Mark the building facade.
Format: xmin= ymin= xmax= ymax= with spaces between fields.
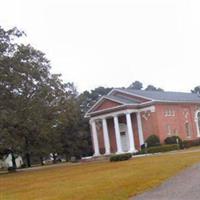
xmin=85 ymin=89 xmax=200 ymax=156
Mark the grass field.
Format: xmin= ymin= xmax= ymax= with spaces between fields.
xmin=1 ymin=150 xmax=200 ymax=200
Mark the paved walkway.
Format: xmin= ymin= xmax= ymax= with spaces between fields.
xmin=132 ymin=162 xmax=200 ymax=200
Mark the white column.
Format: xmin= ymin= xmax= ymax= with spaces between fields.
xmin=102 ymin=118 xmax=111 ymax=155
xmin=90 ymin=119 xmax=100 ymax=156
xmin=113 ymin=115 xmax=123 ymax=154
xmin=137 ymin=112 xmax=145 ymax=145
xmin=126 ymin=112 xmax=136 ymax=152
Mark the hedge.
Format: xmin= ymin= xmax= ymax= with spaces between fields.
xmin=147 ymin=144 xmax=179 ymax=153
xmin=182 ymin=139 xmax=200 ymax=148
xmin=110 ymin=153 xmax=132 ymax=162
xmin=137 ymin=144 xmax=179 ymax=154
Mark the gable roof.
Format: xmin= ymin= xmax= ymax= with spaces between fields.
xmin=104 ymin=95 xmax=141 ymax=104
xmin=119 ymin=89 xmax=200 ymax=103
xmin=85 ymin=88 xmax=200 ymax=117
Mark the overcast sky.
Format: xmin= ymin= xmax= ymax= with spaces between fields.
xmin=1 ymin=0 xmax=200 ymax=92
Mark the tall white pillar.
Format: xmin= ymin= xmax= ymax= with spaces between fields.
xmin=136 ymin=112 xmax=144 ymax=146
xmin=90 ymin=119 xmax=100 ymax=156
xmin=126 ymin=112 xmax=136 ymax=152
xmin=113 ymin=115 xmax=123 ymax=154
xmin=102 ymin=118 xmax=111 ymax=155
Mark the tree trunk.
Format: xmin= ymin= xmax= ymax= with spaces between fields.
xmin=40 ymin=156 xmax=44 ymax=166
xmin=25 ymin=153 xmax=31 ymax=167
xmin=65 ymin=154 xmax=70 ymax=162
xmin=24 ymin=137 xmax=31 ymax=167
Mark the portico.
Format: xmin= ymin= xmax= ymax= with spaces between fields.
xmin=89 ymin=108 xmax=152 ymax=156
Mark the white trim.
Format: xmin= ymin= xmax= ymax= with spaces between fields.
xmin=85 ymin=101 xmax=155 ymax=118
xmin=90 ymin=106 xmax=155 ymax=121
xmin=154 ymin=100 xmax=200 ymax=104
xmin=108 ymin=89 xmax=200 ymax=104
xmin=85 ymin=105 xmax=126 ymax=118
xmin=86 ymin=96 xmax=105 ymax=115
xmin=107 ymin=88 xmax=117 ymax=96
xmin=110 ymin=89 xmax=200 ymax=104
xmin=109 ymin=88 xmax=154 ymax=101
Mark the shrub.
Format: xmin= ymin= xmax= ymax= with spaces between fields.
xmin=147 ymin=144 xmax=179 ymax=153
xmin=164 ymin=136 xmax=183 ymax=149
xmin=110 ymin=153 xmax=132 ymax=162
xmin=182 ymin=139 xmax=200 ymax=148
xmin=145 ymin=134 xmax=160 ymax=147
xmin=164 ymin=136 xmax=182 ymax=144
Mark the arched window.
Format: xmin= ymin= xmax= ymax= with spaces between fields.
xmin=195 ymin=111 xmax=200 ymax=137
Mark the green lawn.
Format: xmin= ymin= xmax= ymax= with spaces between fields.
xmin=1 ymin=150 xmax=200 ymax=200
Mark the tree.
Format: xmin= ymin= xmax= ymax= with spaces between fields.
xmin=0 ymin=42 xmax=59 ymax=166
xmin=0 ymin=27 xmax=25 ymax=167
xmin=191 ymin=86 xmax=200 ymax=94
xmin=128 ymin=81 xmax=143 ymax=90
xmin=0 ymin=26 xmax=90 ymax=168
xmin=79 ymin=87 xmax=113 ymax=114
xmin=145 ymin=85 xmax=164 ymax=91
xmin=145 ymin=85 xmax=157 ymax=91
xmin=53 ymin=85 xmax=92 ymax=160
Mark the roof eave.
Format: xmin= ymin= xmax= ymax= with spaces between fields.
xmin=111 ymin=88 xmax=154 ymax=101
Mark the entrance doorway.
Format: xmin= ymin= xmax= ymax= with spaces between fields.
xmin=119 ymin=123 xmax=129 ymax=152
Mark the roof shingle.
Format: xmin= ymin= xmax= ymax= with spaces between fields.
xmin=117 ymin=89 xmax=200 ymax=103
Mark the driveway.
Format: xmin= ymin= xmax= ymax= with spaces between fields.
xmin=132 ymin=162 xmax=200 ymax=200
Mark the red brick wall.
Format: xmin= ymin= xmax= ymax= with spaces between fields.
xmin=153 ymin=104 xmax=199 ymax=143
xmin=140 ymin=110 xmax=159 ymax=142
xmin=93 ymin=103 xmax=200 ymax=154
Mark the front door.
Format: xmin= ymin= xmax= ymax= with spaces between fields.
xmin=119 ymin=123 xmax=129 ymax=152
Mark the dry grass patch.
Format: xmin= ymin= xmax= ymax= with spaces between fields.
xmin=1 ymin=150 xmax=200 ymax=200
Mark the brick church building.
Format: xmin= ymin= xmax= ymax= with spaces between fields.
xmin=85 ymin=88 xmax=200 ymax=156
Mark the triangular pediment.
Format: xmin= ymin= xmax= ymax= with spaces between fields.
xmin=85 ymin=89 xmax=153 ymax=117
xmin=88 ymin=97 xmax=123 ymax=113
